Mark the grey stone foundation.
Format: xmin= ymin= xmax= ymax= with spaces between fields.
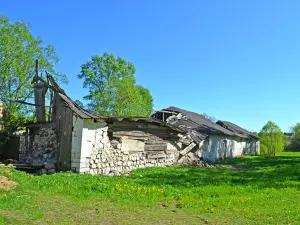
xmin=19 ymin=124 xmax=57 ymax=173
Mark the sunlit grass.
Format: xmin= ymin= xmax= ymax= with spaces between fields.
xmin=1 ymin=152 xmax=300 ymax=224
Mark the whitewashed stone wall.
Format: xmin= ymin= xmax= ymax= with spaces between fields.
xmin=18 ymin=118 xmax=260 ymax=174
xmin=202 ymin=135 xmax=260 ymax=161
xmin=71 ymin=118 xmax=179 ymax=175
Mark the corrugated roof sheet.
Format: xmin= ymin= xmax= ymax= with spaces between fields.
xmin=58 ymin=93 xmax=99 ymax=119
xmin=216 ymin=120 xmax=259 ymax=140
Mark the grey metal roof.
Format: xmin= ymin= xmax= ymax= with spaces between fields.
xmin=166 ymin=106 xmax=236 ymax=139
xmin=216 ymin=120 xmax=259 ymax=140
xmin=58 ymin=93 xmax=100 ymax=119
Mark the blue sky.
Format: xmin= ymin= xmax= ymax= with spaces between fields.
xmin=2 ymin=0 xmax=300 ymax=132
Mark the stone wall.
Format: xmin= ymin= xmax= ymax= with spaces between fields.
xmin=70 ymin=118 xmax=260 ymax=175
xmin=17 ymin=119 xmax=260 ymax=174
xmin=71 ymin=118 xmax=180 ymax=175
xmin=202 ymin=135 xmax=260 ymax=161
xmin=19 ymin=124 xmax=57 ymax=173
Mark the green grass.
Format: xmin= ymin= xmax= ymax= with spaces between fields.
xmin=277 ymin=151 xmax=300 ymax=157
xmin=1 ymin=153 xmax=300 ymax=224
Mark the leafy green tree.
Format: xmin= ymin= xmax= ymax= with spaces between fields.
xmin=288 ymin=123 xmax=300 ymax=151
xmin=78 ymin=53 xmax=153 ymax=116
xmin=259 ymin=121 xmax=284 ymax=156
xmin=0 ymin=15 xmax=66 ymax=133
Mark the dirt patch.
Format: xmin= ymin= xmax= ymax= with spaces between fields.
xmin=0 ymin=176 xmax=16 ymax=190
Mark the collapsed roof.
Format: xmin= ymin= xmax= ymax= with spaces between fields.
xmin=152 ymin=106 xmax=259 ymax=143
xmin=39 ymin=74 xmax=258 ymax=142
xmin=57 ymin=93 xmax=184 ymax=133
xmin=28 ymin=73 xmax=185 ymax=134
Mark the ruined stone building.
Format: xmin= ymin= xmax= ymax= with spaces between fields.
xmin=16 ymin=74 xmax=259 ymax=175
xmin=152 ymin=107 xmax=259 ymax=162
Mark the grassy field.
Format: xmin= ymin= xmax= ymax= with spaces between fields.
xmin=1 ymin=152 xmax=300 ymax=225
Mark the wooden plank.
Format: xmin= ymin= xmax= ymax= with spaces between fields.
xmin=8 ymin=99 xmax=52 ymax=107
xmin=180 ymin=143 xmax=196 ymax=155
xmin=110 ymin=126 xmax=172 ymax=133
xmin=179 ymin=137 xmax=193 ymax=145
xmin=14 ymin=163 xmax=44 ymax=169
xmin=147 ymin=153 xmax=166 ymax=159
xmin=61 ymin=107 xmax=72 ymax=171
xmin=111 ymin=121 xmax=171 ymax=131
xmin=34 ymin=84 xmax=47 ymax=122
xmin=56 ymin=97 xmax=72 ymax=171
xmin=145 ymin=145 xmax=166 ymax=151
xmin=113 ymin=131 xmax=150 ymax=137
xmin=145 ymin=140 xmax=165 ymax=144
xmin=146 ymin=150 xmax=165 ymax=154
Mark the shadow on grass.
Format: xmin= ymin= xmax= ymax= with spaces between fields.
xmin=130 ymin=156 xmax=300 ymax=189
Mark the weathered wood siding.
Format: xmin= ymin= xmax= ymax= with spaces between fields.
xmin=108 ymin=120 xmax=180 ymax=159
xmin=55 ymin=94 xmax=73 ymax=171
xmin=34 ymin=83 xmax=48 ymax=122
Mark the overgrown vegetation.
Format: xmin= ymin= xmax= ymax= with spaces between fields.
xmin=1 ymin=153 xmax=300 ymax=224
xmin=284 ymin=123 xmax=300 ymax=152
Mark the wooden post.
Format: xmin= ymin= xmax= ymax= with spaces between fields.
xmin=34 ymin=59 xmax=47 ymax=122
xmin=180 ymin=143 xmax=196 ymax=155
xmin=35 ymin=59 xmax=38 ymax=83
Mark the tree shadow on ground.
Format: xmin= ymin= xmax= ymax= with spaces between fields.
xmin=129 ymin=156 xmax=300 ymax=189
